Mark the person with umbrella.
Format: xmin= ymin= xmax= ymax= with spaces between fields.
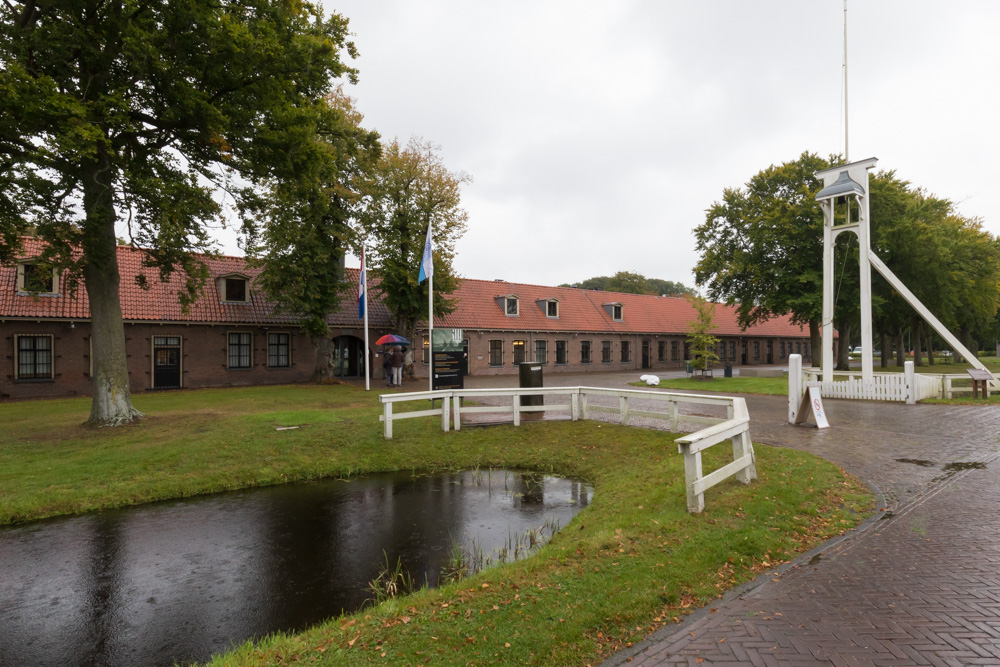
xmin=375 ymin=335 xmax=410 ymax=387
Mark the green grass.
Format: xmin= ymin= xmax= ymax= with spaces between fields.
xmin=631 ymin=375 xmax=789 ymax=395
xmin=0 ymin=384 xmax=873 ymax=665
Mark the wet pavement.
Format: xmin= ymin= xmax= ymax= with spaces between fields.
xmin=368 ymin=369 xmax=1000 ymax=664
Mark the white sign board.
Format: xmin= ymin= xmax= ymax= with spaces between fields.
xmin=794 ymin=385 xmax=830 ymax=429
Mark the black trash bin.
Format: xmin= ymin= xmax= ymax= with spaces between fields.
xmin=518 ymin=362 xmax=544 ymax=408
xmin=724 ymin=364 xmax=733 ymax=378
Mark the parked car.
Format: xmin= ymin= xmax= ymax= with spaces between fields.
xmin=939 ymin=350 xmax=953 ymax=357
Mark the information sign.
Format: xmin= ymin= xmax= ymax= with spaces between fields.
xmin=794 ymin=385 xmax=830 ymax=429
xmin=432 ymin=328 xmax=465 ymax=390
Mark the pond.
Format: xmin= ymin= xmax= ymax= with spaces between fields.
xmin=0 ymin=470 xmax=591 ymax=667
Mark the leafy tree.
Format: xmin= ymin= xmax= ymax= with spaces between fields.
xmin=686 ymin=294 xmax=720 ymax=374
xmin=0 ymin=1 xmax=359 ymax=424
xmin=647 ymin=278 xmax=697 ymax=297
xmin=252 ymin=89 xmax=380 ymax=381
xmin=694 ymin=152 xmax=834 ymax=356
xmin=356 ymin=138 xmax=470 ymax=343
xmin=560 ymin=273 xmax=694 ymax=296
xmin=605 ymin=271 xmax=649 ymax=294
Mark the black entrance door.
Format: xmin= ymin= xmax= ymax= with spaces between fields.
xmin=153 ymin=336 xmax=181 ymax=389
xmin=332 ymin=336 xmax=364 ymax=378
xmin=641 ymin=341 xmax=650 ymax=369
xmin=741 ymin=341 xmax=748 ymax=365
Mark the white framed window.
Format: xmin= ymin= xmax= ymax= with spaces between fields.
xmin=227 ymin=332 xmax=253 ymax=369
xmin=535 ymin=339 xmax=547 ymax=364
xmin=489 ymin=340 xmax=504 ymax=366
xmin=268 ymin=333 xmax=291 ymax=368
xmin=613 ymin=304 xmax=623 ymax=321
xmin=505 ymin=297 xmax=519 ymax=316
xmin=15 ymin=334 xmax=53 ymax=379
xmin=16 ymin=262 xmax=59 ymax=295
xmin=546 ymin=300 xmax=558 ymax=318
xmin=221 ymin=276 xmax=250 ymax=303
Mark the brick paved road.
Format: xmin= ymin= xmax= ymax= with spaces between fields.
xmin=457 ymin=370 xmax=1000 ymax=665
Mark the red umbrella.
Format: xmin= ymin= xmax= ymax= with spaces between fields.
xmin=376 ymin=334 xmax=410 ymax=346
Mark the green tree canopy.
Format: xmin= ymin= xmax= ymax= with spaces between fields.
xmin=252 ymin=89 xmax=381 ymax=381
xmin=561 ymin=272 xmax=694 ymax=296
xmin=355 ymin=138 xmax=471 ymax=342
xmin=0 ymin=0 xmax=359 ymax=424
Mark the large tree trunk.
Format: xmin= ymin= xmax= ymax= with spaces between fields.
xmin=835 ymin=320 xmax=851 ymax=371
xmin=83 ymin=153 xmax=142 ymax=426
xmin=912 ymin=318 xmax=923 ymax=366
xmin=808 ymin=319 xmax=820 ymax=367
xmin=895 ymin=329 xmax=905 ymax=367
xmin=879 ymin=330 xmax=890 ymax=368
xmin=926 ymin=327 xmax=935 ymax=366
xmin=311 ymin=335 xmax=337 ymax=382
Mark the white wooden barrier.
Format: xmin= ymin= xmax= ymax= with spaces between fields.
xmin=801 ymin=364 xmax=992 ymax=403
xmin=379 ymin=386 xmax=756 ymax=514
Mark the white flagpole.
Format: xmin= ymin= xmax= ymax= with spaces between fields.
xmin=428 ymin=268 xmax=434 ymax=392
xmin=362 ymin=243 xmax=370 ymax=391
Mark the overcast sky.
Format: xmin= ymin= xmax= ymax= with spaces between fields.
xmin=258 ymin=1 xmax=1000 ymax=289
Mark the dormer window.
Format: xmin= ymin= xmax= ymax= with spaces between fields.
xmin=505 ymin=296 xmax=519 ymax=316
xmin=17 ymin=261 xmax=58 ymax=295
xmin=603 ymin=302 xmax=624 ymax=321
xmin=221 ymin=275 xmax=250 ymax=303
xmin=546 ymin=300 xmax=558 ymax=318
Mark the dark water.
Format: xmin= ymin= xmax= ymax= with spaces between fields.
xmin=0 ymin=470 xmax=591 ymax=667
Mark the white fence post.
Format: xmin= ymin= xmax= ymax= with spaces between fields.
xmin=441 ymin=393 xmax=451 ymax=432
xmin=512 ymin=393 xmax=521 ymax=427
xmin=620 ymin=396 xmax=629 ymax=425
xmin=904 ymin=361 xmax=915 ymax=405
xmin=581 ymin=391 xmax=589 ymax=420
xmin=788 ymin=354 xmax=802 ymax=423
xmin=571 ymin=391 xmax=579 ymax=421
xmin=683 ymin=448 xmax=705 ymax=513
xmin=383 ymin=401 xmax=393 ymax=439
xmin=453 ymin=394 xmax=461 ymax=431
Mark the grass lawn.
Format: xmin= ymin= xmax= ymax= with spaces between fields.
xmin=0 ymin=384 xmax=873 ymax=665
xmin=631 ymin=376 xmax=788 ymax=395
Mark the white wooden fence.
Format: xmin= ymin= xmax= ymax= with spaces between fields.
xmin=379 ymin=386 xmax=756 ymax=513
xmin=801 ymin=362 xmax=946 ymax=404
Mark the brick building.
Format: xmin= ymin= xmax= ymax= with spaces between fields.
xmin=1 ymin=241 xmax=813 ymax=399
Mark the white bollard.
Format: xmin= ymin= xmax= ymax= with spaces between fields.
xmin=788 ymin=354 xmax=803 ymax=423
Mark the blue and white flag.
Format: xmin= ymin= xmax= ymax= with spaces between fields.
xmin=417 ymin=222 xmax=433 ymax=283
xmin=358 ymin=246 xmax=366 ymax=319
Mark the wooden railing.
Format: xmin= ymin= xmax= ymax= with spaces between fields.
xmin=379 ymin=386 xmax=756 ymax=513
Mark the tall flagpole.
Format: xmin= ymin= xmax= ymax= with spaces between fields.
xmin=363 ymin=245 xmax=370 ymax=391
xmin=418 ymin=220 xmax=435 ymax=393
xmin=843 ymin=0 xmax=849 ymax=161
xmin=428 ymin=267 xmax=433 ymax=392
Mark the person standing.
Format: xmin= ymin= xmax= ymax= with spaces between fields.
xmin=403 ymin=346 xmax=415 ymax=381
xmin=391 ymin=346 xmax=404 ymax=386
xmin=382 ymin=347 xmax=393 ymax=387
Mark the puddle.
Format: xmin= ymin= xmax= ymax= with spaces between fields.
xmin=942 ymin=461 xmax=987 ymax=472
xmin=894 ymin=458 xmax=935 ymax=467
xmin=808 ymin=553 xmax=823 ymax=566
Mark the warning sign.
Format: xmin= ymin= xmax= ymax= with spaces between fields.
xmin=794 ymin=385 xmax=830 ymax=429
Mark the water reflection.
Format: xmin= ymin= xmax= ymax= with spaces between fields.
xmin=0 ymin=470 xmax=591 ymax=667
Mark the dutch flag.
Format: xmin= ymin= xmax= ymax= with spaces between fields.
xmin=358 ymin=246 xmax=366 ymax=319
xmin=417 ymin=221 xmax=433 ymax=283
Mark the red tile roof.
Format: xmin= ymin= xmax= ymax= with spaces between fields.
xmin=2 ymin=239 xmax=811 ymax=339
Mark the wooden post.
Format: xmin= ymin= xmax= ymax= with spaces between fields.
xmin=453 ymin=394 xmax=461 ymax=431
xmin=383 ymin=401 xmax=393 ymax=439
xmin=904 ymin=360 xmax=915 ymax=405
xmin=571 ymin=391 xmax=579 ymax=421
xmin=441 ymin=393 xmax=451 ymax=432
xmin=732 ymin=430 xmax=756 ymax=484
xmin=513 ymin=393 xmax=521 ymax=427
xmin=620 ymin=396 xmax=629 ymax=425
xmin=682 ymin=446 xmax=704 ymax=513
xmin=581 ymin=392 xmax=589 ymax=420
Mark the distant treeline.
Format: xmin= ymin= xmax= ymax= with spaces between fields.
xmin=560 ymin=271 xmax=695 ymax=297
